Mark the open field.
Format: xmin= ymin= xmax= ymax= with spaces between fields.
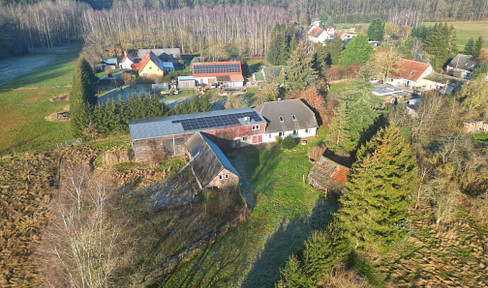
xmin=420 ymin=21 xmax=488 ymax=49
xmin=0 ymin=43 xmax=82 ymax=155
xmin=161 ymin=127 xmax=338 ymax=287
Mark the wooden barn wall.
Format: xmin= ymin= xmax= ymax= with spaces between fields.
xmin=132 ymin=133 xmax=192 ymax=162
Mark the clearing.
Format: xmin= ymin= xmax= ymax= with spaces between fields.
xmin=161 ymin=128 xmax=339 ymax=287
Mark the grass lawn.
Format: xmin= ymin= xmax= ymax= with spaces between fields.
xmin=161 ymin=127 xmax=338 ymax=287
xmin=329 ymin=82 xmax=353 ymax=93
xmin=335 ymin=23 xmax=370 ymax=32
xmin=0 ymin=41 xmax=82 ymax=155
xmin=423 ymin=21 xmax=488 ymax=49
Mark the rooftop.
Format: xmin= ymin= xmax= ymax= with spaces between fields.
xmin=448 ymin=54 xmax=481 ymax=72
xmin=373 ymin=84 xmax=404 ymax=96
xmin=255 ymin=99 xmax=318 ymax=133
xmin=192 ymin=62 xmax=242 ymax=78
xmin=129 ymin=107 xmax=267 ymax=141
xmin=308 ymin=156 xmax=350 ymax=192
xmin=137 ymin=48 xmax=180 ymax=60
xmin=394 ymin=58 xmax=432 ymax=82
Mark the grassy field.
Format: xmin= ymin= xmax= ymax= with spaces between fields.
xmin=425 ymin=21 xmax=488 ymax=49
xmin=161 ymin=127 xmax=338 ymax=287
xmin=0 ymin=42 xmax=82 ymax=155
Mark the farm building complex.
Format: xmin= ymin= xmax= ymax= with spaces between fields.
xmin=191 ymin=61 xmax=245 ymax=87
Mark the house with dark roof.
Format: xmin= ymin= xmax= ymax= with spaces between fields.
xmin=386 ymin=58 xmax=434 ymax=90
xmin=308 ymin=156 xmax=350 ymax=194
xmin=137 ymin=48 xmax=181 ymax=61
xmin=119 ymin=51 xmax=140 ymax=69
xmin=138 ymin=50 xmax=175 ymax=77
xmin=255 ymin=99 xmax=319 ymax=143
xmin=129 ymin=107 xmax=267 ymax=162
xmin=185 ymin=132 xmax=240 ymax=189
xmin=191 ymin=62 xmax=244 ymax=87
xmin=447 ymin=54 xmax=481 ymax=79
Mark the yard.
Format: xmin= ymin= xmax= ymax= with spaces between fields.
xmin=161 ymin=127 xmax=338 ymax=287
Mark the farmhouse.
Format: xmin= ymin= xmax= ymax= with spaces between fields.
xmin=138 ymin=50 xmax=175 ymax=77
xmin=447 ymin=53 xmax=481 ymax=79
xmin=100 ymin=58 xmax=118 ymax=69
xmin=129 ymin=107 xmax=267 ymax=162
xmin=255 ymin=99 xmax=319 ymax=143
xmin=137 ymin=48 xmax=181 ymax=61
xmin=308 ymin=27 xmax=330 ymax=45
xmin=326 ymin=26 xmax=335 ymax=36
xmin=119 ymin=51 xmax=140 ymax=69
xmin=191 ymin=62 xmax=245 ymax=87
xmin=308 ymin=156 xmax=350 ymax=194
xmin=185 ymin=132 xmax=240 ymax=189
xmin=386 ymin=58 xmax=434 ymax=90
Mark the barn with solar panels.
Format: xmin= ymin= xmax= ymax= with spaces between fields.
xmin=191 ymin=61 xmax=245 ymax=87
xmin=129 ymin=107 xmax=266 ymax=162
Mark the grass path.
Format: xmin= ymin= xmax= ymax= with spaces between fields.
xmin=161 ymin=129 xmax=338 ymax=287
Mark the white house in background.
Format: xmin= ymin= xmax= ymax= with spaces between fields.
xmin=311 ymin=18 xmax=321 ymax=28
xmin=446 ymin=53 xmax=481 ymax=79
xmin=386 ymin=58 xmax=434 ymax=90
xmin=119 ymin=51 xmax=137 ymax=69
xmin=191 ymin=61 xmax=244 ymax=87
xmin=326 ymin=26 xmax=335 ymax=36
xmin=255 ymin=99 xmax=318 ymax=143
xmin=308 ymin=27 xmax=330 ymax=45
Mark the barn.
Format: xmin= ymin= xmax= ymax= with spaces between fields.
xmin=129 ymin=107 xmax=267 ymax=162
xmin=185 ymin=132 xmax=240 ymax=189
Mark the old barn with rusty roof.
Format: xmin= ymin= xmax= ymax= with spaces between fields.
xmin=191 ymin=61 xmax=244 ymax=87
xmin=308 ymin=156 xmax=350 ymax=194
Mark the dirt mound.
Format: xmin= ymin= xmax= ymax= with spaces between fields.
xmin=45 ymin=105 xmax=70 ymax=122
xmin=48 ymin=93 xmax=69 ymax=103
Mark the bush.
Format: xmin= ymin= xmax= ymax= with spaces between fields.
xmin=281 ymin=135 xmax=299 ymax=149
xmin=275 ymin=135 xmax=282 ymax=145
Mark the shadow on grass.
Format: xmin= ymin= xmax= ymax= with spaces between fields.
xmin=241 ymin=196 xmax=339 ymax=288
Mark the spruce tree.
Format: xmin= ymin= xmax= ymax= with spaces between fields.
xmin=70 ymin=57 xmax=97 ymax=137
xmin=474 ymin=36 xmax=483 ymax=57
xmin=286 ymin=42 xmax=318 ymax=91
xmin=337 ymin=125 xmax=418 ymax=253
xmin=367 ymin=18 xmax=384 ymax=41
xmin=325 ymin=100 xmax=357 ymax=152
xmin=464 ymin=37 xmax=475 ymax=55
xmin=276 ymin=256 xmax=310 ymax=288
xmin=339 ymin=34 xmax=374 ymax=67
xmin=424 ymin=24 xmax=457 ymax=70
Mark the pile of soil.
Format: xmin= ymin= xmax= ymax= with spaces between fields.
xmin=45 ymin=105 xmax=70 ymax=122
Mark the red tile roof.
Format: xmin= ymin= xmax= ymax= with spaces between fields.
xmin=137 ymin=50 xmax=165 ymax=74
xmin=330 ymin=166 xmax=349 ymax=184
xmin=309 ymin=27 xmax=325 ymax=38
xmin=394 ymin=58 xmax=432 ymax=82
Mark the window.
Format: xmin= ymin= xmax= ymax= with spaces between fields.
xmin=219 ymin=175 xmax=223 ymax=180
xmin=268 ymin=134 xmax=272 ymax=138
xmin=149 ymin=66 xmax=152 ymax=69
xmin=252 ymin=125 xmax=259 ymax=131
xmin=279 ymin=132 xmax=283 ymax=136
xmin=242 ymin=137 xmax=247 ymax=141
xmin=279 ymin=116 xmax=284 ymax=122
xmin=292 ymin=115 xmax=296 ymax=121
xmin=293 ymin=130 xmax=298 ymax=135
xmin=225 ymin=174 xmax=229 ymax=179
xmin=305 ymin=128 xmax=310 ymax=133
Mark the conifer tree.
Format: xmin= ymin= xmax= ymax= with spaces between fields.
xmin=286 ymin=42 xmax=318 ymax=91
xmin=474 ymin=36 xmax=483 ymax=57
xmin=70 ymin=57 xmax=97 ymax=137
xmin=424 ymin=23 xmax=457 ymax=71
xmin=276 ymin=256 xmax=310 ymax=288
xmin=339 ymin=34 xmax=374 ymax=67
xmin=367 ymin=18 xmax=384 ymax=41
xmin=464 ymin=37 xmax=475 ymax=55
xmin=337 ymin=125 xmax=418 ymax=253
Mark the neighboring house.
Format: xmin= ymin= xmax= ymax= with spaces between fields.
xmin=129 ymin=107 xmax=267 ymax=162
xmin=101 ymin=58 xmax=118 ymax=69
xmin=340 ymin=32 xmax=357 ymax=42
xmin=326 ymin=26 xmax=335 ymax=37
xmin=138 ymin=50 xmax=175 ymax=77
xmin=308 ymin=156 xmax=350 ymax=194
xmin=447 ymin=54 xmax=481 ymax=79
xmin=386 ymin=58 xmax=434 ymax=90
xmin=373 ymin=84 xmax=409 ymax=104
xmin=137 ymin=48 xmax=181 ymax=61
xmin=119 ymin=52 xmax=135 ymax=69
xmin=191 ymin=61 xmax=244 ymax=87
xmin=308 ymin=27 xmax=330 ymax=45
xmin=255 ymin=99 xmax=319 ymax=143
xmin=311 ymin=18 xmax=321 ymax=28
xmin=422 ymin=72 xmax=468 ymax=94
xmin=464 ymin=121 xmax=488 ymax=133
xmin=185 ymin=132 xmax=240 ymax=190
xmin=178 ymin=76 xmax=196 ymax=89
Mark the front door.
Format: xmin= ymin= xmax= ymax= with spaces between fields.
xmin=252 ymin=135 xmax=262 ymax=144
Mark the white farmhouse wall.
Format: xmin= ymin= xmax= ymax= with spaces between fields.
xmin=261 ymin=128 xmax=317 ymax=143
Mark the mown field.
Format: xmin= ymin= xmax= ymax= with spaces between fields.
xmin=0 ymin=43 xmax=82 ymax=155
xmin=160 ymin=128 xmax=339 ymax=287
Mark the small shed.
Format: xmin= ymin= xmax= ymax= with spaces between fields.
xmin=185 ymin=132 xmax=240 ymax=190
xmin=308 ymin=156 xmax=349 ymax=194
xmin=178 ymin=76 xmax=196 ymax=89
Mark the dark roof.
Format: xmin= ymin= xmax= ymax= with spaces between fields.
xmin=186 ymin=132 xmax=239 ymax=188
xmin=129 ymin=107 xmax=267 ymax=141
xmin=192 ymin=62 xmax=242 ymax=78
xmin=138 ymin=48 xmax=181 ymax=60
xmin=308 ymin=156 xmax=349 ymax=192
xmin=255 ymin=99 xmax=319 ymax=133
xmin=448 ymin=54 xmax=481 ymax=72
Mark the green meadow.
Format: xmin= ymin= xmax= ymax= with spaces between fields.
xmin=421 ymin=21 xmax=488 ymax=49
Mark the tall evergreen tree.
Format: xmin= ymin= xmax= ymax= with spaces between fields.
xmin=424 ymin=23 xmax=457 ymax=71
xmin=337 ymin=125 xmax=418 ymax=253
xmin=474 ymin=36 xmax=483 ymax=57
xmin=339 ymin=34 xmax=374 ymax=67
xmin=70 ymin=57 xmax=97 ymax=137
xmin=367 ymin=18 xmax=384 ymax=41
xmin=464 ymin=37 xmax=476 ymax=55
xmin=286 ymin=42 xmax=318 ymax=91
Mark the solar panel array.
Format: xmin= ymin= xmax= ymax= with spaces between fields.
xmin=173 ymin=111 xmax=261 ymax=131
xmin=193 ymin=63 xmax=241 ymax=75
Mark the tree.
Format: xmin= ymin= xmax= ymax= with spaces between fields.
xmin=367 ymin=18 xmax=384 ymax=41
xmin=457 ymin=76 xmax=488 ymax=121
xmin=474 ymin=36 xmax=483 ymax=57
xmin=424 ymin=24 xmax=457 ymax=71
xmin=286 ymin=42 xmax=318 ymax=91
xmin=464 ymin=37 xmax=476 ymax=55
xmin=371 ymin=49 xmax=400 ymax=83
xmin=471 ymin=63 xmax=488 ymax=80
xmin=71 ymin=57 xmax=97 ymax=137
xmin=339 ymin=34 xmax=374 ymax=67
xmin=337 ymin=125 xmax=417 ymax=253
xmin=384 ymin=22 xmax=400 ymax=40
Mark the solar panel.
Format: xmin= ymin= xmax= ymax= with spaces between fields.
xmin=172 ymin=111 xmax=261 ymax=132
xmin=193 ymin=63 xmax=241 ymax=75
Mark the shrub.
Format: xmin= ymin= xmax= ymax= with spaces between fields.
xmin=275 ymin=135 xmax=282 ymax=145
xmin=281 ymin=135 xmax=299 ymax=149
